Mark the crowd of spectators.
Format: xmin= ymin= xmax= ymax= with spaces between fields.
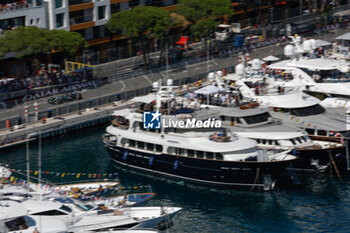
xmin=0 ymin=66 xmax=94 ymax=94
xmin=0 ymin=0 xmax=30 ymax=12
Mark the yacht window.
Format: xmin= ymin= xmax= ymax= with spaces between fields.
xmin=146 ymin=143 xmax=154 ymax=151
xmin=138 ymin=122 xmax=143 ymax=129
xmin=302 ymin=136 xmax=309 ymax=142
xmin=268 ymin=140 xmax=273 ymax=145
xmin=318 ymin=130 xmax=327 ymax=136
xmin=60 ymin=205 xmax=72 ymax=213
xmin=156 ymin=129 xmax=161 ymax=133
xmin=121 ymin=138 xmax=128 ymax=145
xmin=275 ymin=140 xmax=280 ymax=146
xmin=137 ymin=141 xmax=145 ymax=149
xmin=305 ymin=128 xmax=315 ymax=135
xmin=215 ymin=153 xmax=223 ymax=160
xmin=290 ymin=104 xmax=325 ymax=117
xmin=257 ymin=139 xmax=261 ymax=144
xmin=242 ymin=112 xmax=269 ymax=124
xmin=236 ymin=118 xmax=242 ymax=124
xmin=32 ymin=210 xmax=67 ymax=216
xmin=155 ymin=145 xmax=162 ymax=152
xmin=188 ymin=149 xmax=195 ymax=157
xmin=197 ymin=151 xmax=204 ymax=158
xmin=129 ymin=140 xmax=136 ymax=147
xmin=290 ymin=139 xmax=296 ymax=145
xmin=296 ymin=137 xmax=302 ymax=144
xmin=262 ymin=139 xmax=266 ymax=144
xmin=206 ymin=152 xmax=214 ymax=159
xmin=220 ymin=116 xmax=226 ymax=121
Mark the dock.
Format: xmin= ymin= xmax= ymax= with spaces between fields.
xmin=0 ymin=101 xmax=131 ymax=149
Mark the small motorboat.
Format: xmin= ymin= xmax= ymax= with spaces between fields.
xmin=53 ymin=180 xmax=120 ymax=198
xmin=82 ymin=192 xmax=156 ymax=207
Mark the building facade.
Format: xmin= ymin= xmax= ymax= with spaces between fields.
xmin=43 ymin=0 xmax=178 ymax=64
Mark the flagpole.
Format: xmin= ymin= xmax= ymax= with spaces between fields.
xmin=38 ymin=131 xmax=42 ymax=203
xmin=26 ymin=134 xmax=30 ymax=190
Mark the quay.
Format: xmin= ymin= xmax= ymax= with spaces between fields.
xmin=0 ymin=101 xmax=131 ymax=149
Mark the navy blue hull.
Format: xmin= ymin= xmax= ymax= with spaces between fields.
xmin=104 ymin=141 xmax=294 ymax=189
xmin=294 ymin=146 xmax=347 ymax=172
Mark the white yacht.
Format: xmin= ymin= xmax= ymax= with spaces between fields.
xmin=225 ymin=63 xmax=347 ymax=171
xmin=265 ymin=36 xmax=350 ymax=108
xmin=103 ymin=80 xmax=297 ymax=190
xmin=0 ymin=200 xmax=68 ymax=233
xmin=20 ymin=197 xmax=180 ymax=232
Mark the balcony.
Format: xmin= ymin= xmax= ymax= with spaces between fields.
xmin=70 ymin=15 xmax=93 ymax=25
xmin=69 ymin=0 xmax=92 ymax=6
xmin=0 ymin=2 xmax=36 ymax=13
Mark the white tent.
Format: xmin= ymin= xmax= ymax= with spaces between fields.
xmin=194 ymin=85 xmax=223 ymax=95
xmin=262 ymin=55 xmax=280 ymax=62
xmin=336 ymin=32 xmax=350 ymax=40
xmin=315 ymin=39 xmax=332 ymax=47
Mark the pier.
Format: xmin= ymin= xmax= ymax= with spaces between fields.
xmin=0 ymin=101 xmax=131 ymax=149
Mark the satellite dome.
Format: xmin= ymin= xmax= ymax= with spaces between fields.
xmin=340 ymin=66 xmax=349 ymax=73
xmin=167 ymin=79 xmax=173 ymax=86
xmin=216 ymin=70 xmax=223 ymax=77
xmin=251 ymin=59 xmax=262 ymax=70
xmin=284 ymin=45 xmax=296 ymax=57
xmin=152 ymin=81 xmax=159 ymax=89
xmin=208 ymin=72 xmax=215 ymax=81
xmin=309 ymin=39 xmax=316 ymax=49
xmin=302 ymin=40 xmax=312 ymax=52
xmin=296 ymin=36 xmax=302 ymax=44
xmin=235 ymin=63 xmax=245 ymax=76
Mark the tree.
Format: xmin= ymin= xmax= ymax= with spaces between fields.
xmin=0 ymin=26 xmax=87 ymax=59
xmin=107 ymin=6 xmax=175 ymax=67
xmin=176 ymin=0 xmax=234 ymax=40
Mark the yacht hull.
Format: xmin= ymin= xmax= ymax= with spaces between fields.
xmin=294 ymin=146 xmax=347 ymax=172
xmin=104 ymin=142 xmax=294 ymax=190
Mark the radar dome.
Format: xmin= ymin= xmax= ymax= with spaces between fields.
xmin=167 ymin=79 xmax=173 ymax=86
xmin=208 ymin=72 xmax=215 ymax=81
xmin=284 ymin=45 xmax=296 ymax=57
xmin=235 ymin=63 xmax=245 ymax=76
xmin=340 ymin=66 xmax=349 ymax=73
xmin=152 ymin=81 xmax=159 ymax=89
xmin=302 ymin=40 xmax=312 ymax=52
xmin=309 ymin=39 xmax=316 ymax=49
xmin=251 ymin=59 xmax=262 ymax=70
xmin=296 ymin=36 xmax=302 ymax=44
xmin=216 ymin=70 xmax=223 ymax=77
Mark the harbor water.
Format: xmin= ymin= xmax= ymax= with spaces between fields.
xmin=1 ymin=125 xmax=350 ymax=233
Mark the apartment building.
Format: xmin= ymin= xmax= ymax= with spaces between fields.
xmin=0 ymin=1 xmax=47 ymax=76
xmin=0 ymin=1 xmax=47 ymax=33
xmin=44 ymin=0 xmax=178 ymax=64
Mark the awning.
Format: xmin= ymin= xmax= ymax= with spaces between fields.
xmin=131 ymin=93 xmax=156 ymax=103
xmin=194 ymin=85 xmax=224 ymax=95
xmin=315 ymin=39 xmax=332 ymax=47
xmin=336 ymin=32 xmax=350 ymax=40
